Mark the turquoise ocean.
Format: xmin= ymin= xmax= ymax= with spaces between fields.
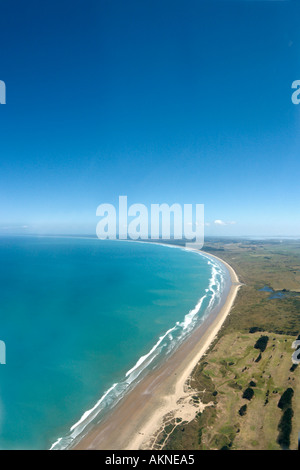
xmin=0 ymin=237 xmax=228 ymax=449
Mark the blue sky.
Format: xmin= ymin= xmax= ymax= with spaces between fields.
xmin=0 ymin=0 xmax=299 ymax=237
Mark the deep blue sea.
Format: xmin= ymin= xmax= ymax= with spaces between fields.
xmin=0 ymin=237 xmax=227 ymax=449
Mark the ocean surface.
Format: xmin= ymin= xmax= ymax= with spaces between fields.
xmin=0 ymin=237 xmax=228 ymax=450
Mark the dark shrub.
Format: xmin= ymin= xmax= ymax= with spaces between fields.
xmin=277 ymin=407 xmax=294 ymax=450
xmin=238 ymin=404 xmax=247 ymax=416
xmin=249 ymin=327 xmax=264 ymax=334
xmin=255 ymin=353 xmax=262 ymax=363
xmin=254 ymin=336 xmax=269 ymax=353
xmin=242 ymin=387 xmax=254 ymax=401
xmin=278 ymin=388 xmax=294 ymax=410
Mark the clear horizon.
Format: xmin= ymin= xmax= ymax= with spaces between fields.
xmin=0 ymin=0 xmax=299 ymax=237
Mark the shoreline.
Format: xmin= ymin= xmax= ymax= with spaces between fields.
xmin=71 ymin=246 xmax=242 ymax=450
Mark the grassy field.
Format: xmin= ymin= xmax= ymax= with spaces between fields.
xmin=204 ymin=239 xmax=300 ymax=336
xmin=160 ymin=239 xmax=300 ymax=450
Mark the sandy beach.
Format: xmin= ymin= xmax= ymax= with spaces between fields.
xmin=72 ymin=249 xmax=241 ymax=450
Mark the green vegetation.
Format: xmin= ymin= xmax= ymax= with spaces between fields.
xmin=242 ymin=387 xmax=254 ymax=401
xmin=254 ymin=353 xmax=262 ymax=363
xmin=238 ymin=404 xmax=247 ymax=416
xmin=254 ymin=336 xmax=269 ymax=353
xmin=249 ymin=327 xmax=264 ymax=334
xmin=278 ymin=388 xmax=294 ymax=410
xmin=277 ymin=387 xmax=294 ymax=449
xmin=160 ymin=239 xmax=300 ymax=450
xmin=277 ymin=408 xmax=294 ymax=450
xmin=159 ymin=331 xmax=299 ymax=450
xmin=203 ymin=239 xmax=300 ymax=336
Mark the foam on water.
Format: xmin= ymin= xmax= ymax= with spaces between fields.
xmin=50 ymin=249 xmax=228 ymax=451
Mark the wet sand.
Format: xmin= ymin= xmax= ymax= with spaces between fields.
xmin=72 ymin=250 xmax=241 ymax=450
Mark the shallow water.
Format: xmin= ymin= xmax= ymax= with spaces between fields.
xmin=0 ymin=237 xmax=226 ymax=449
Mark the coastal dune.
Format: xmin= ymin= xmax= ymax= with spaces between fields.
xmin=73 ymin=250 xmax=241 ymax=451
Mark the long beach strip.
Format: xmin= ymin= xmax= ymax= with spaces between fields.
xmin=72 ymin=247 xmax=241 ymax=450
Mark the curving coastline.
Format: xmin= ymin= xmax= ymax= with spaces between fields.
xmin=71 ymin=246 xmax=242 ymax=450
